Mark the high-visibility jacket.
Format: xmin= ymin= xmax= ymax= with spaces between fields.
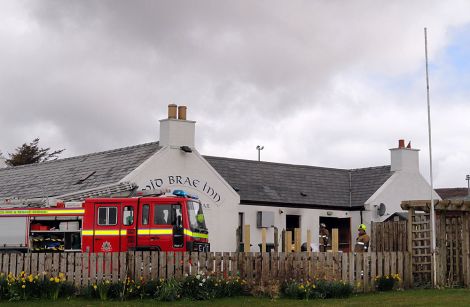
xmin=354 ymin=233 xmax=370 ymax=252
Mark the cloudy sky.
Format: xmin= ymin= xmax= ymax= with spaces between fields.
xmin=1 ymin=1 xmax=470 ymax=188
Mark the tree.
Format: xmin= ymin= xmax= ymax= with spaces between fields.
xmin=6 ymin=138 xmax=65 ymax=166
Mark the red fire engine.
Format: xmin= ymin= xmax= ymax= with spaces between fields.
xmin=0 ymin=190 xmax=209 ymax=253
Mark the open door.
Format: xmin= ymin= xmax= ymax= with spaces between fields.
xmin=319 ymin=216 xmax=351 ymax=252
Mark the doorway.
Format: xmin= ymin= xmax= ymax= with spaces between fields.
xmin=319 ymin=217 xmax=351 ymax=252
xmin=286 ymin=215 xmax=301 ymax=243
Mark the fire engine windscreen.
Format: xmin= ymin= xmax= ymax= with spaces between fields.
xmin=187 ymin=201 xmax=207 ymax=231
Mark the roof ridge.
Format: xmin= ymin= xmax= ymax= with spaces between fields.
xmin=204 ymin=155 xmax=392 ymax=173
xmin=350 ymin=165 xmax=391 ymax=172
xmin=0 ymin=141 xmax=160 ymax=172
xmin=203 ymin=155 xmax=352 ymax=172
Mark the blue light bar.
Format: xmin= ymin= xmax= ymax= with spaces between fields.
xmin=173 ymin=190 xmax=187 ymax=197
xmin=187 ymin=193 xmax=199 ymax=200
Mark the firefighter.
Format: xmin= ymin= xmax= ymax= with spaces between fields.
xmin=196 ymin=206 xmax=205 ymax=226
xmin=319 ymin=223 xmax=329 ymax=252
xmin=354 ymin=224 xmax=370 ymax=252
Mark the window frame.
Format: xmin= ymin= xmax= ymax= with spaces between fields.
xmin=97 ymin=206 xmax=118 ymax=226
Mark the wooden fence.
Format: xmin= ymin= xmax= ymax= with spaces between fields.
xmin=0 ymin=251 xmax=410 ymax=292
xmin=371 ymin=221 xmax=408 ymax=252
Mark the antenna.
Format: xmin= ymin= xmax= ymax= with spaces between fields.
xmin=424 ymin=27 xmax=437 ymax=287
xmin=256 ymin=145 xmax=264 ymax=161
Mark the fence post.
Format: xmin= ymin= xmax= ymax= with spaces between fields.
xmin=294 ymin=228 xmax=301 ymax=252
xmin=261 ymin=228 xmax=267 ymax=253
xmin=243 ymin=224 xmax=251 ymax=253
xmin=285 ymin=231 xmax=292 ymax=253
xmin=274 ymin=227 xmax=279 ymax=252
xmin=332 ymin=228 xmax=339 ymax=252
xmin=307 ymin=229 xmax=312 ymax=255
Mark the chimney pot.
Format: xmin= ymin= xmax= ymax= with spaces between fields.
xmin=178 ymin=106 xmax=187 ymax=120
xmin=168 ymin=104 xmax=177 ymax=119
xmin=398 ymin=139 xmax=405 ymax=148
xmin=406 ymin=141 xmax=411 ymax=149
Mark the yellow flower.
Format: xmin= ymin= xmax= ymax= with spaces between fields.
xmin=22 ymin=284 xmax=26 ymax=289
xmin=105 ymin=280 xmax=110 ymax=284
xmin=50 ymin=277 xmax=54 ymax=282
xmin=55 ymin=277 xmax=60 ymax=283
xmin=93 ymin=284 xmax=97 ymax=290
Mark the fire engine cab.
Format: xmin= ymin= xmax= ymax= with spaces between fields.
xmin=0 ymin=190 xmax=209 ymax=253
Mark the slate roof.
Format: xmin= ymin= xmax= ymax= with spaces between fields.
xmin=0 ymin=142 xmax=394 ymax=209
xmin=0 ymin=142 xmax=161 ymax=199
xmin=436 ymin=188 xmax=470 ymax=200
xmin=205 ymin=156 xmax=393 ymax=209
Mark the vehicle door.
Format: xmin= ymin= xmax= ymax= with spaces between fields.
xmin=120 ymin=202 xmax=137 ymax=251
xmin=151 ymin=202 xmax=185 ymax=251
xmin=93 ymin=203 xmax=120 ymax=253
xmin=137 ymin=202 xmax=151 ymax=249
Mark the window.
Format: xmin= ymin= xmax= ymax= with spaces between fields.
xmin=187 ymin=201 xmax=207 ymax=231
xmin=142 ymin=204 xmax=150 ymax=225
xmin=154 ymin=205 xmax=171 ymax=225
xmin=123 ymin=206 xmax=134 ymax=226
xmin=173 ymin=204 xmax=182 ymax=226
xmin=97 ymin=207 xmax=117 ymax=226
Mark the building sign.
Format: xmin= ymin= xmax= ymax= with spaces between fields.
xmin=142 ymin=175 xmax=223 ymax=208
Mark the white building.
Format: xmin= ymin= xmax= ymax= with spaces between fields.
xmin=0 ymin=105 xmax=439 ymax=252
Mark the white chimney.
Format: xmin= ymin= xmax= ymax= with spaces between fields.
xmin=159 ymin=104 xmax=196 ymax=147
xmin=390 ymin=139 xmax=419 ymax=172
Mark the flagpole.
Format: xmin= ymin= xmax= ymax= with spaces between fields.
xmin=424 ymin=27 xmax=437 ymax=287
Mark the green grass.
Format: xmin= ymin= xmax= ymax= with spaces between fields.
xmin=2 ymin=289 xmax=470 ymax=306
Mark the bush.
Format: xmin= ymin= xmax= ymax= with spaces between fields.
xmin=211 ymin=276 xmax=247 ymax=298
xmin=156 ymin=278 xmax=182 ymax=301
xmin=375 ymin=274 xmax=401 ymax=291
xmin=0 ymin=273 xmax=8 ymax=300
xmin=315 ymin=279 xmax=354 ymax=298
xmin=181 ymin=273 xmax=212 ymax=300
xmin=283 ymin=279 xmax=353 ymax=300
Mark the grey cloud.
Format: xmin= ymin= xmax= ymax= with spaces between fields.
xmin=1 ymin=0 xmax=470 ymax=188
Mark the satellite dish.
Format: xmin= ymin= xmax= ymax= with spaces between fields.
xmin=378 ymin=203 xmax=386 ymax=216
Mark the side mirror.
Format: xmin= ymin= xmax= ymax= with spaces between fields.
xmin=177 ymin=215 xmax=182 ymax=228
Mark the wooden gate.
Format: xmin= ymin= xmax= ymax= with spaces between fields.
xmin=407 ymin=210 xmax=432 ymax=286
xmin=402 ymin=199 xmax=470 ymax=288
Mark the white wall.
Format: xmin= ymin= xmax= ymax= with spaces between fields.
xmin=121 ymin=146 xmax=241 ymax=251
xmin=239 ymin=205 xmax=360 ymax=252
xmin=363 ymin=171 xmax=441 ymax=228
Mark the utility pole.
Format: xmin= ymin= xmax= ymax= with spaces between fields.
xmin=256 ymin=145 xmax=264 ymax=161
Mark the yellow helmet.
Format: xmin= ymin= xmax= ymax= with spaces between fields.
xmin=358 ymin=224 xmax=367 ymax=231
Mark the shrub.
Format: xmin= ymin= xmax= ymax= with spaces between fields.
xmin=181 ymin=273 xmax=212 ymax=300
xmin=315 ymin=279 xmax=354 ymax=298
xmin=0 ymin=273 xmax=9 ymax=300
xmin=211 ymin=276 xmax=247 ymax=298
xmin=156 ymin=278 xmax=182 ymax=301
xmin=375 ymin=274 xmax=401 ymax=291
xmin=283 ymin=280 xmax=320 ymax=300
xmin=97 ymin=279 xmax=113 ymax=300
xmin=6 ymin=272 xmax=42 ymax=300
xmin=283 ymin=279 xmax=353 ymax=300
